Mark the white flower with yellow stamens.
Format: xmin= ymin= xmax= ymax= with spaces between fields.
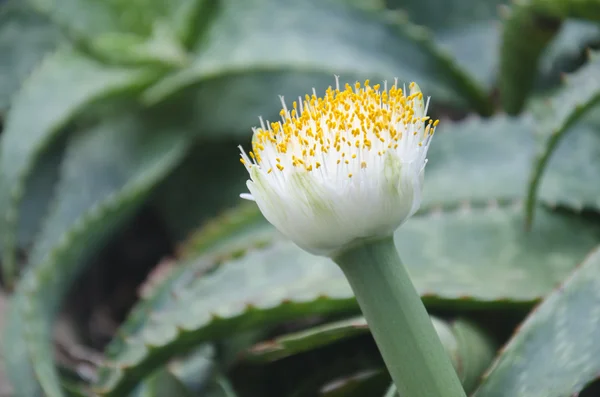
xmin=239 ymin=78 xmax=437 ymax=257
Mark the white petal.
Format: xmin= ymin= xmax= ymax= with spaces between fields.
xmin=238 ymin=79 xmax=435 ymax=257
xmin=240 ymin=193 xmax=255 ymax=201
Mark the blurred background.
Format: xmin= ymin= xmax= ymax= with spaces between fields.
xmin=2 ymin=0 xmax=600 ymax=396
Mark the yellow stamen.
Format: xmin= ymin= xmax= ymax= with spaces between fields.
xmin=248 ymin=81 xmax=437 ymax=173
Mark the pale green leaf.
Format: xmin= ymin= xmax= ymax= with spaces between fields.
xmin=93 ymin=204 xmax=600 ymax=395
xmin=499 ymin=0 xmax=600 ymax=113
xmin=0 ymin=1 xmax=61 ymax=112
xmin=3 ymin=112 xmax=190 ymax=397
xmin=387 ymin=0 xmax=508 ymax=88
xmin=474 ymin=245 xmax=600 ymax=397
xmin=0 ymin=48 xmax=159 ymax=285
xmin=143 ymin=0 xmax=490 ymax=119
xmin=525 ymin=52 xmax=600 ymax=226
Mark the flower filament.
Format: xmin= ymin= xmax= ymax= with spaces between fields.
xmin=240 ymin=78 xmax=438 ymax=179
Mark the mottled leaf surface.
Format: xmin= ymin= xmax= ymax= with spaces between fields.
xmin=474 ymin=245 xmax=600 ymax=397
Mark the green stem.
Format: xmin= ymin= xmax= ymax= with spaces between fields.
xmin=333 ymin=237 xmax=466 ymax=397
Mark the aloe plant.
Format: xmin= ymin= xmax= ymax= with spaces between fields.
xmin=1 ymin=0 xmax=600 ymax=396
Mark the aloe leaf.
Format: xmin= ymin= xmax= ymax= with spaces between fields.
xmin=13 ymin=138 xmax=65 ymax=254
xmin=320 ymin=370 xmax=389 ymax=397
xmin=243 ymin=316 xmax=371 ymax=363
xmin=500 ymin=0 xmax=600 ymax=113
xmin=0 ymin=48 xmax=159 ymax=286
xmin=93 ymin=202 xmax=600 ymax=396
xmin=134 ymin=369 xmax=194 ymax=397
xmin=244 ymin=315 xmax=494 ymax=393
xmin=538 ymin=20 xmax=600 ymax=83
xmin=387 ymin=0 xmax=508 ymax=89
xmin=524 ymin=51 xmax=600 ymax=227
xmin=473 ymin=245 xmax=600 ymax=397
xmin=3 ymin=112 xmax=190 ymax=397
xmin=22 ymin=0 xmax=203 ymax=67
xmin=27 ymin=0 xmax=206 ymax=43
xmin=0 ymin=0 xmax=61 ymax=113
xmin=422 ymin=115 xmax=534 ymax=208
xmin=167 ymin=345 xmax=217 ymax=394
xmin=143 ymin=0 xmax=490 ymax=118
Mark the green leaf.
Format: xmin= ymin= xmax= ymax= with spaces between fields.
xmin=243 ymin=315 xmax=494 ymax=392
xmin=89 ymin=24 xmax=189 ymax=67
xmin=523 ymin=0 xmax=600 ymax=19
xmin=167 ymin=345 xmax=217 ymax=394
xmin=102 ymin=204 xmax=270 ymax=392
xmin=341 ymin=0 xmax=385 ymax=9
xmin=473 ymin=244 xmax=600 ymax=397
xmin=143 ymin=0 xmax=491 ymax=119
xmin=499 ymin=4 xmax=562 ymax=114
xmin=243 ymin=316 xmax=371 ymax=363
xmin=303 ymin=317 xmax=493 ymax=396
xmin=202 ymin=375 xmax=239 ymax=397
xmin=15 ymin=138 xmax=65 ymax=252
xmin=93 ymin=203 xmax=600 ymax=396
xmin=26 ymin=0 xmax=200 ymax=66
xmin=453 ymin=321 xmax=497 ymax=392
xmin=525 ymin=52 xmax=600 ymax=227
xmin=537 ymin=110 xmax=600 ymax=211
xmin=320 ymin=370 xmax=390 ymax=397
xmin=176 ymin=202 xmax=271 ymax=260
xmin=499 ymin=0 xmax=600 ymax=114
xmin=28 ymin=0 xmax=200 ymax=39
xmin=0 ymin=48 xmax=159 ymax=286
xmin=537 ymin=20 xmax=600 ymax=83
xmin=387 ymin=0 xmax=508 ymax=89
xmin=428 ymin=113 xmax=600 ymax=216
xmin=0 ymin=1 xmax=62 ymax=113
xmin=400 ymin=113 xmax=597 ymax=212
xmin=2 ymin=112 xmax=190 ymax=397
xmin=135 ymin=369 xmax=194 ymax=397
xmin=422 ymin=115 xmax=534 ymax=208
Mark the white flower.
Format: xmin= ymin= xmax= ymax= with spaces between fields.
xmin=239 ymin=78 xmax=436 ymax=257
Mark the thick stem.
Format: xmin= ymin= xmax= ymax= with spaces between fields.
xmin=333 ymin=237 xmax=466 ymax=397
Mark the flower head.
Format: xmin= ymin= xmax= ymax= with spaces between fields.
xmin=239 ymin=78 xmax=437 ymax=257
